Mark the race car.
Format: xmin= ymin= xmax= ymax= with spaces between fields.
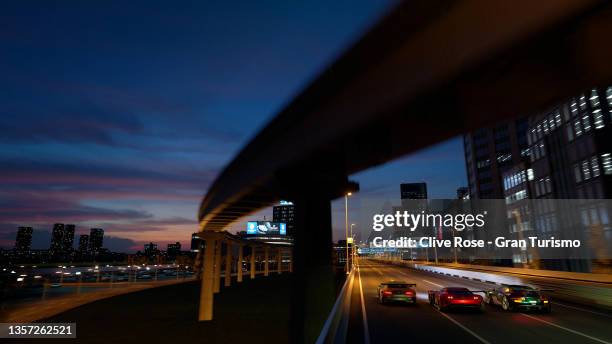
xmin=485 ymin=284 xmax=551 ymax=313
xmin=428 ymin=287 xmax=485 ymax=312
xmin=377 ymin=281 xmax=417 ymax=305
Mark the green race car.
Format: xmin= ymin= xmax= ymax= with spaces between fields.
xmin=377 ymin=281 xmax=417 ymax=305
xmin=486 ymin=284 xmax=551 ymax=313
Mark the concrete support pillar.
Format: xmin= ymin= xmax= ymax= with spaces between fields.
xmin=213 ymin=239 xmax=222 ymax=293
xmin=224 ymin=241 xmax=232 ymax=287
xmin=250 ymin=246 xmax=256 ymax=279
xmin=237 ymin=244 xmax=243 ymax=283
xmin=264 ymin=246 xmax=269 ymax=276
xmin=290 ymin=193 xmax=336 ymax=343
xmin=277 ymin=248 xmax=283 ymax=274
xmin=198 ymin=237 xmax=216 ymax=321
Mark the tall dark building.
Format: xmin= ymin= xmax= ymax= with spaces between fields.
xmin=63 ymin=224 xmax=75 ymax=253
xmin=89 ymin=228 xmax=104 ymax=252
xmin=400 ymin=183 xmax=427 ymax=200
xmin=500 ymin=87 xmax=612 ymax=206
xmin=50 ymin=223 xmax=65 ymax=255
xmin=167 ymin=242 xmax=181 ymax=257
xmin=525 ymin=86 xmax=612 ymax=199
xmin=191 ymin=233 xmax=203 ymax=252
xmin=463 ymin=118 xmax=529 ymax=198
xmin=78 ymin=234 xmax=90 ymax=253
xmin=14 ymin=226 xmax=33 ymax=253
xmin=456 ymin=187 xmax=469 ymax=199
xmin=272 ymin=201 xmax=294 ymax=235
xmin=144 ymin=242 xmax=158 ymax=257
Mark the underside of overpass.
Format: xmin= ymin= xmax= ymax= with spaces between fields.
xmin=196 ymin=1 xmax=612 ymax=343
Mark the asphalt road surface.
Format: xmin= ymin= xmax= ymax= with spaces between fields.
xmin=347 ymin=259 xmax=612 ymax=344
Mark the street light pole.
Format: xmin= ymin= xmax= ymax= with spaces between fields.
xmin=350 ymin=223 xmax=356 ymax=268
xmin=345 ymin=192 xmax=351 ymax=274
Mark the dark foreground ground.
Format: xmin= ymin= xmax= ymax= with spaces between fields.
xmin=5 ymin=275 xmax=291 ymax=344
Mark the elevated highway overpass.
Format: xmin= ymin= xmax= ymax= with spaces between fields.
xmin=196 ymin=1 xmax=612 ymax=343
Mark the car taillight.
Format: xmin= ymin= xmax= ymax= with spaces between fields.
xmin=446 ymin=295 xmax=453 ymax=300
xmin=405 ymin=291 xmax=414 ymax=296
xmin=473 ymin=296 xmax=479 ymax=300
xmin=383 ymin=291 xmax=392 ymax=296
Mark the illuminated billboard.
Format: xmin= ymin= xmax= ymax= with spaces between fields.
xmin=246 ymin=221 xmax=287 ymax=236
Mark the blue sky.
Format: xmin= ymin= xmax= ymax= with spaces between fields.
xmin=1 ymin=1 xmax=466 ymax=252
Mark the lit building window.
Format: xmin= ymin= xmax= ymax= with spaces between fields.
xmin=570 ymin=101 xmax=578 ymax=114
xmin=589 ymin=89 xmax=600 ymax=107
xmin=582 ymin=114 xmax=591 ymax=132
xmin=527 ymin=168 xmax=534 ymax=181
xmin=574 ymin=119 xmax=582 ymax=137
xmin=555 ymin=112 xmax=562 ymax=127
xmin=579 ymin=95 xmax=587 ymax=110
xmin=593 ymin=109 xmax=604 ymax=129
xmin=582 ymin=160 xmax=591 ymax=180
xmin=602 ymin=153 xmax=612 ymax=175
xmin=591 ymin=156 xmax=600 ymax=177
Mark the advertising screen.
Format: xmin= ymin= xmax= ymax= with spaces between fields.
xmin=246 ymin=221 xmax=286 ymax=236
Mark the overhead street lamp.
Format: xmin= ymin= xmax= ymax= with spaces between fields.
xmin=345 ymin=192 xmax=352 ymax=274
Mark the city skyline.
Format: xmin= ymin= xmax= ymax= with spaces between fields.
xmin=0 ymin=1 xmax=470 ymax=252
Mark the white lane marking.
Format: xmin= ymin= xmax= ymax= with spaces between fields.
xmin=553 ymin=302 xmax=612 ymax=318
xmin=357 ymin=265 xmax=371 ymax=344
xmin=437 ymin=311 xmax=491 ymax=344
xmin=521 ymin=313 xmax=611 ymax=344
xmin=422 ymin=279 xmax=444 ymax=288
xmin=371 ymin=266 xmax=384 ymax=276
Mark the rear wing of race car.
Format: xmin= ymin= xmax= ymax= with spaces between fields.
xmin=380 ymin=283 xmax=417 ymax=287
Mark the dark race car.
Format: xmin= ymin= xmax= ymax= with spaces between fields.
xmin=377 ymin=281 xmax=417 ymax=305
xmin=428 ymin=287 xmax=485 ymax=312
xmin=486 ymin=284 xmax=551 ymax=313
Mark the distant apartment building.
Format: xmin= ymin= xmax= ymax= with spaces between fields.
xmin=50 ymin=223 xmax=65 ymax=255
xmin=273 ymin=201 xmax=295 ymax=235
xmin=191 ymin=233 xmax=203 ymax=252
xmin=461 ymin=86 xmax=612 ymax=271
xmin=400 ymin=182 xmax=427 ymax=200
xmin=49 ymin=223 xmax=75 ymax=257
xmin=167 ymin=242 xmax=181 ymax=257
xmin=63 ymin=224 xmax=75 ymax=253
xmin=463 ymin=119 xmax=529 ymax=199
xmin=456 ymin=187 xmax=469 ymax=199
xmin=14 ymin=226 xmax=33 ymax=253
xmin=144 ymin=242 xmax=158 ymax=257
xmin=78 ymin=234 xmax=90 ymax=253
xmin=89 ymin=228 xmax=104 ymax=253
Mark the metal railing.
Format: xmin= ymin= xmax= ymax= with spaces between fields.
xmin=315 ymin=268 xmax=355 ymax=344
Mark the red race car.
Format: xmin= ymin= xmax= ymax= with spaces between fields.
xmin=428 ymin=287 xmax=485 ymax=312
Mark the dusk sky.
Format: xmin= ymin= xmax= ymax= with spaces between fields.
xmin=0 ymin=1 xmax=466 ymax=252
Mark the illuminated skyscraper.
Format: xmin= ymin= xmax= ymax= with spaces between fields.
xmin=14 ymin=226 xmax=33 ymax=253
xmin=63 ymin=224 xmax=75 ymax=253
xmin=273 ymin=201 xmax=294 ymax=235
xmin=78 ymin=234 xmax=90 ymax=253
xmin=50 ymin=223 xmax=65 ymax=255
xmin=89 ymin=228 xmax=104 ymax=253
xmin=463 ymin=119 xmax=529 ymax=199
